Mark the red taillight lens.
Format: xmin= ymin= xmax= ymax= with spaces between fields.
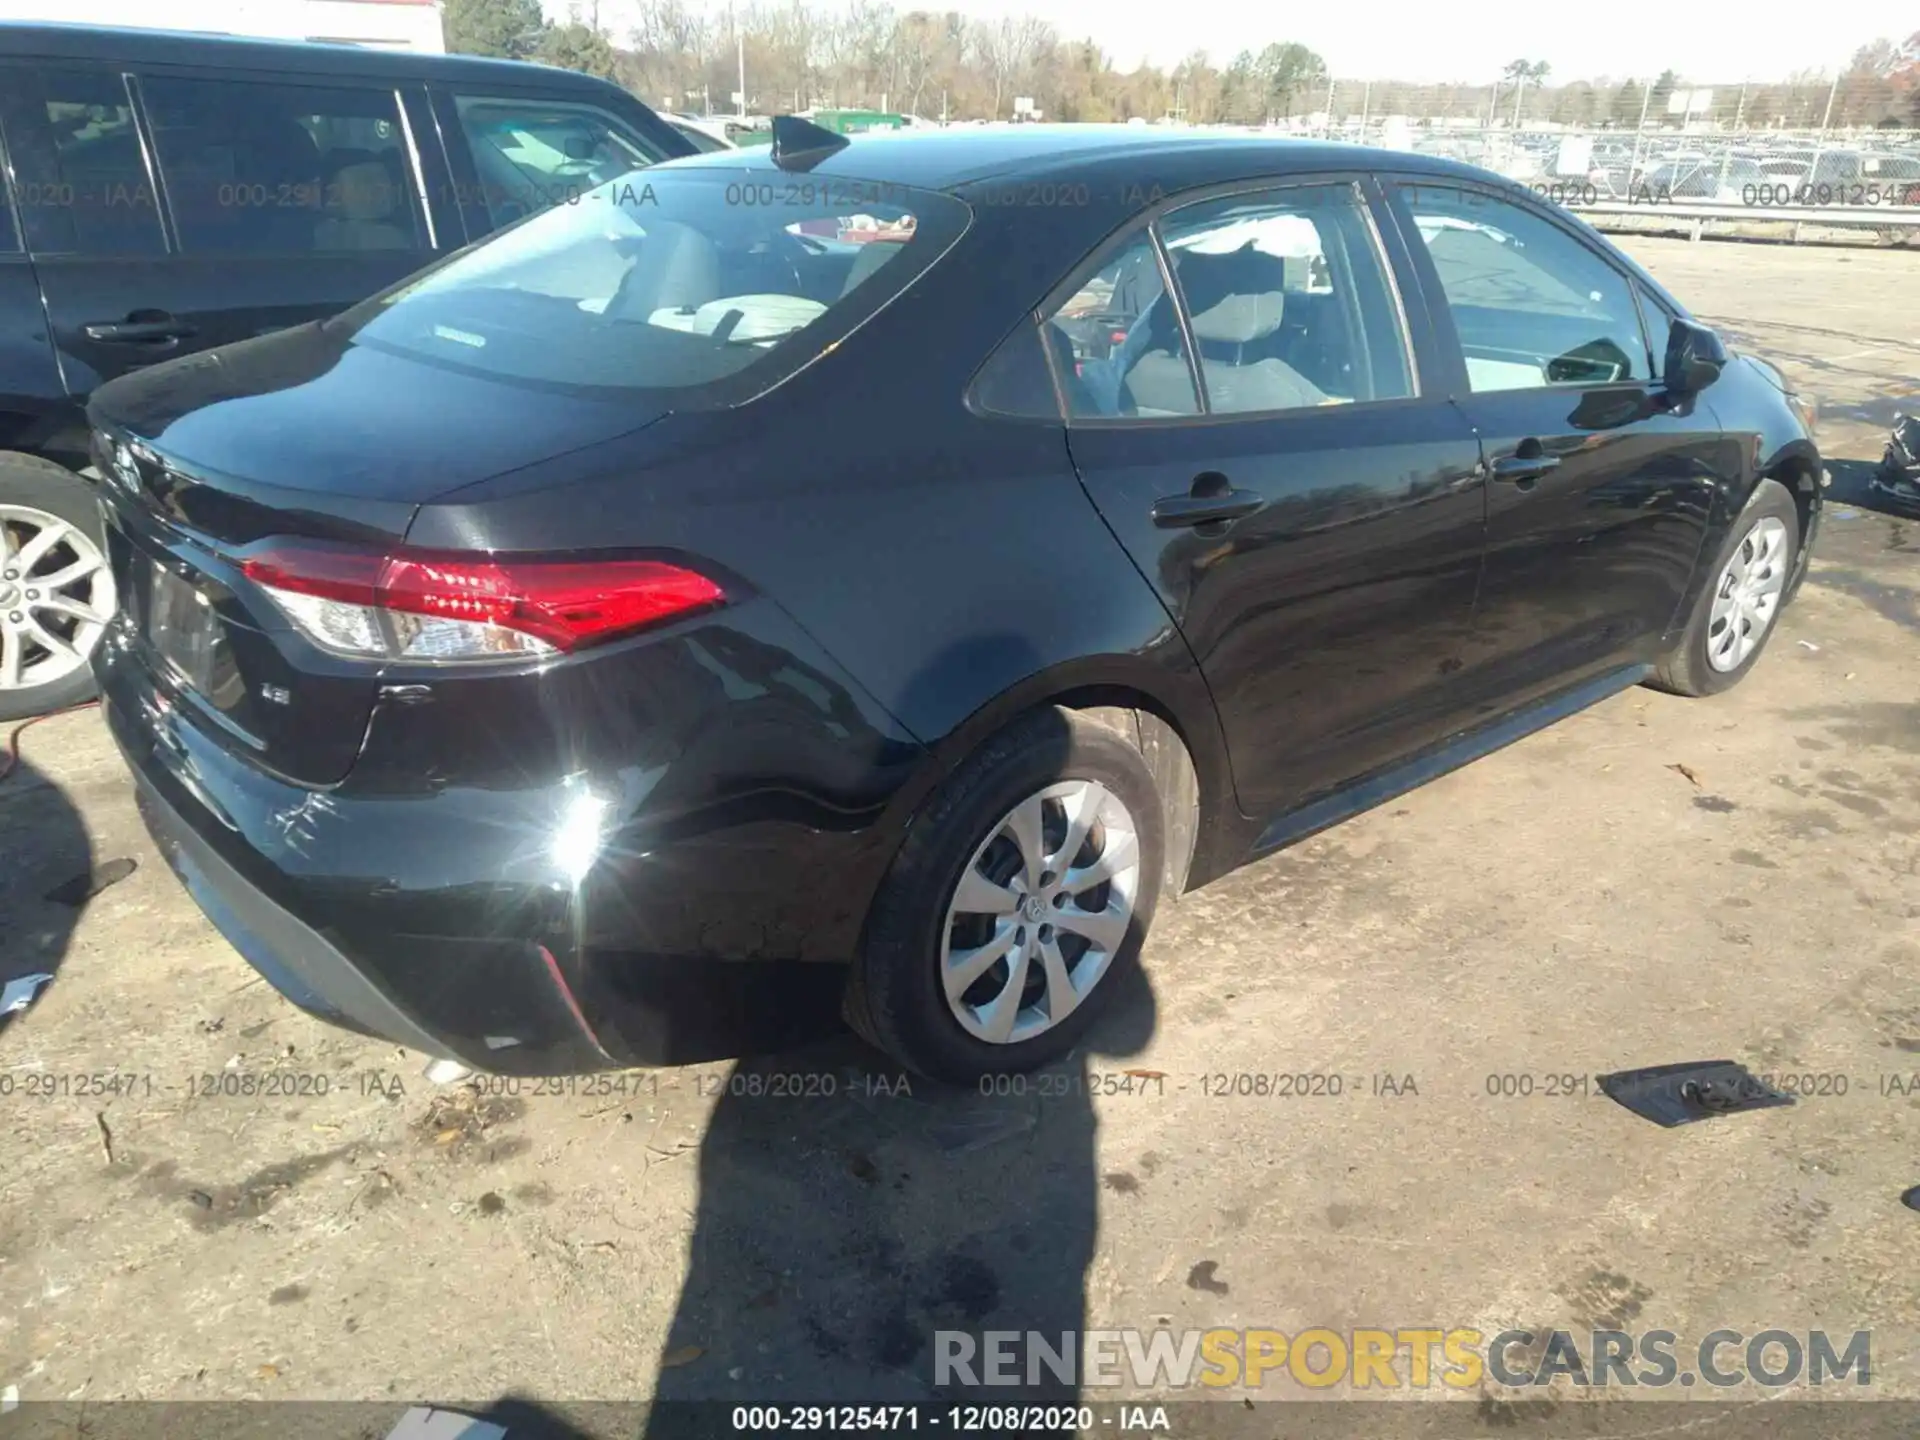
xmin=241 ymin=541 xmax=724 ymax=660
xmin=241 ymin=544 xmax=383 ymax=606
xmin=376 ymin=554 xmax=724 ymax=651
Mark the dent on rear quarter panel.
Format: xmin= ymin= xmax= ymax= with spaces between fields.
xmin=340 ymin=597 xmax=926 ymax=968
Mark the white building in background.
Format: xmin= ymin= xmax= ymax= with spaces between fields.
xmin=0 ymin=0 xmax=446 ymax=52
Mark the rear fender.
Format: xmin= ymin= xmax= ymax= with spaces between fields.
xmin=872 ymin=653 xmax=1249 ymax=901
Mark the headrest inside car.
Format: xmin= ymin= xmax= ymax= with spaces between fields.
xmin=325 ymin=152 xmax=397 ymax=221
xmin=1176 ymin=242 xmax=1287 ymax=344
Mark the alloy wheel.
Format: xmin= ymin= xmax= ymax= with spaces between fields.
xmin=1705 ymin=514 xmax=1790 ymax=673
xmin=0 ymin=505 xmax=117 ymax=694
xmin=940 ymin=779 xmax=1143 ymax=1045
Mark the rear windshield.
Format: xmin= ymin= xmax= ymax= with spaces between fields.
xmin=337 ymin=166 xmax=968 ymax=400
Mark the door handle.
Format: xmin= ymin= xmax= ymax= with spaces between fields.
xmin=83 ymin=319 xmax=196 ymax=345
xmin=1489 ymin=452 xmax=1560 ymax=486
xmin=1152 ymin=476 xmax=1266 ymax=529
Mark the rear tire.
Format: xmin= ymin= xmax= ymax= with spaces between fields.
xmin=0 ymin=457 xmax=111 ymax=722
xmin=846 ymin=706 xmax=1163 ymax=1084
xmin=1649 ymin=477 xmax=1799 ymax=698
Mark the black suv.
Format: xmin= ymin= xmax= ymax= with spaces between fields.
xmin=0 ymin=22 xmax=692 ymax=718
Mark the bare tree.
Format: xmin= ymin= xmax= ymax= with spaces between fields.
xmin=885 ymin=11 xmax=945 ymax=116
xmin=624 ymin=0 xmax=711 ymax=107
xmin=832 ymin=0 xmax=898 ymax=104
xmin=589 ymin=1 xmax=1913 ymax=135
xmin=973 ymin=14 xmax=1052 ymax=118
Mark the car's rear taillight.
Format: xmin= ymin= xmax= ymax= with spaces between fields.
xmin=240 ymin=541 xmax=724 ymax=663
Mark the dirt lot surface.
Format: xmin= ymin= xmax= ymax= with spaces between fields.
xmin=1 ymin=238 xmax=1917 ymax=1431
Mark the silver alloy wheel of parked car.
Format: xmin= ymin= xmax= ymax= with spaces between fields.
xmin=1705 ymin=514 xmax=1791 ymax=673
xmin=0 ymin=504 xmax=117 ymax=695
xmin=940 ymin=778 xmax=1143 ymax=1044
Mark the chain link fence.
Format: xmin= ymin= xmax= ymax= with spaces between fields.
xmin=1185 ymin=77 xmax=1920 ymax=241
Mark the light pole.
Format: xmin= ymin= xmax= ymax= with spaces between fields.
xmin=1627 ymin=80 xmax=1653 ymax=196
xmin=1718 ymin=79 xmax=1747 ymax=193
xmin=728 ymin=3 xmax=745 ymax=120
xmin=1809 ymin=70 xmax=1842 ymax=191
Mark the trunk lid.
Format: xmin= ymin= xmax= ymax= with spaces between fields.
xmin=87 ymin=325 xmax=667 ymax=787
xmin=89 ymin=323 xmax=666 ymax=534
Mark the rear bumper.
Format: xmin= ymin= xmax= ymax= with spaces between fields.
xmin=114 ymin=690 xmax=879 ymax=1072
xmin=131 ymin=768 xmax=477 ymax=1064
xmin=117 ymin=704 xmax=618 ymax=1073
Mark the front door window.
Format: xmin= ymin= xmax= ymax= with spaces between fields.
xmin=1399 ymin=184 xmax=1650 ymax=391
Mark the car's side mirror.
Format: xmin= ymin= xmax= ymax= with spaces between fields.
xmin=1664 ymin=317 xmax=1728 ymax=395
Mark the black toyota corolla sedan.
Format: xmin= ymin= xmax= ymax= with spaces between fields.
xmin=88 ymin=121 xmax=1824 ymax=1082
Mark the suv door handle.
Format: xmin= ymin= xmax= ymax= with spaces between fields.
xmin=83 ymin=319 xmax=196 ymax=345
xmin=1490 ymin=453 xmax=1560 ymax=485
xmin=1152 ymin=476 xmax=1266 ymax=529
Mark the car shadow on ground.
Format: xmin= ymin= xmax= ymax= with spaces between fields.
xmin=0 ymin=755 xmax=95 ymax=1041
xmin=636 ymin=970 xmax=1158 ymax=1437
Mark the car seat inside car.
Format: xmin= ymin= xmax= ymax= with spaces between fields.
xmin=315 ymin=148 xmax=414 ymax=251
xmin=1124 ymin=243 xmax=1329 ymax=415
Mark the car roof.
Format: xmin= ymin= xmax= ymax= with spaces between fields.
xmin=661 ymin=123 xmax=1503 ymax=192
xmin=657 ymin=124 xmax=1698 ymax=327
xmin=0 ymin=20 xmax=620 ymax=93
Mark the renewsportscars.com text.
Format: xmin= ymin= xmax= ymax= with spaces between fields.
xmin=934 ymin=1327 xmax=1871 ymax=1390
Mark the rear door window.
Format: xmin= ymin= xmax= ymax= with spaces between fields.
xmin=139 ymin=74 xmax=427 ymax=255
xmin=0 ymin=68 xmax=164 ymax=255
xmin=1044 ymin=233 xmax=1197 ymax=418
xmin=1039 ymin=181 xmax=1413 ymax=421
xmin=453 ymin=96 xmax=665 ymax=229
xmin=1156 ymin=183 xmax=1414 ymax=413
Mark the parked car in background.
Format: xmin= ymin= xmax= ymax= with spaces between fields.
xmin=90 ymin=123 xmax=1823 ymax=1082
xmin=664 ymin=113 xmax=736 ymax=152
xmin=1637 ymin=156 xmax=1765 ymax=202
xmin=1860 ymin=153 xmax=1920 ymax=206
xmin=1753 ymin=149 xmax=1878 ymax=193
xmin=0 ymin=21 xmax=693 ymax=719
